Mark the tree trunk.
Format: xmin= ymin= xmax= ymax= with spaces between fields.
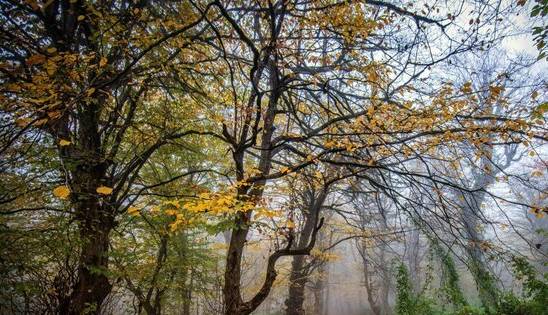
xmin=285 ymin=256 xmax=307 ymax=315
xmin=59 ymin=199 xmax=113 ymax=314
xmin=285 ymin=211 xmax=316 ymax=315
xmin=312 ymin=263 xmax=327 ymax=315
xmin=57 ymin=103 xmax=114 ymax=314
xmin=284 ymin=187 xmax=329 ymax=315
xmin=461 ymin=191 xmax=498 ymax=309
xmin=223 ymin=212 xmax=251 ymax=315
xmin=182 ymin=272 xmax=193 ymax=315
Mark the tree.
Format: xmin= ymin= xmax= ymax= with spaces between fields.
xmin=0 ymin=1 xmax=212 ymax=312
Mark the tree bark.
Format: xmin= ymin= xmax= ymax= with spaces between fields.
xmin=223 ymin=212 xmax=251 ymax=315
xmin=285 ymin=212 xmax=317 ymax=315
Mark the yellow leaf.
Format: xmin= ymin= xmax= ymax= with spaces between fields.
xmin=26 ymin=54 xmax=46 ymax=65
xmin=96 ymin=186 xmax=113 ymax=195
xmin=165 ymin=209 xmax=178 ymax=216
xmin=529 ymin=151 xmax=536 ymax=157
xmin=15 ymin=117 xmax=32 ymax=127
xmin=99 ymin=57 xmax=107 ymax=67
xmin=59 ymin=139 xmax=71 ymax=146
xmin=285 ymin=219 xmax=295 ymax=229
xmin=531 ymin=170 xmax=543 ymax=177
xmin=86 ymin=87 xmax=96 ymax=96
xmin=46 ymin=47 xmax=57 ymax=54
xmin=77 ymin=15 xmax=85 ymax=21
xmin=53 ymin=185 xmax=70 ymax=199
xmin=127 ymin=206 xmax=140 ymax=216
xmin=33 ymin=118 xmax=48 ymax=126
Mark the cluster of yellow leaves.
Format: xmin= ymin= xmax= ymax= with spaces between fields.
xmin=3 ymin=50 xmax=102 ymax=130
xmin=305 ymin=1 xmax=390 ymax=43
xmin=310 ymin=248 xmax=339 ymax=262
xmin=253 ymin=208 xmax=281 ymax=220
xmin=183 ymin=191 xmax=246 ymax=214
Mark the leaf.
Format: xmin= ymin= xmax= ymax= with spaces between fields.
xmin=26 ymin=54 xmax=46 ymax=65
xmin=59 ymin=139 xmax=71 ymax=146
xmin=53 ymin=185 xmax=70 ymax=199
xmin=15 ymin=117 xmax=32 ymax=127
xmin=531 ymin=170 xmax=543 ymax=177
xmin=86 ymin=87 xmax=96 ymax=96
xmin=99 ymin=57 xmax=107 ymax=68
xmin=77 ymin=15 xmax=85 ymax=21
xmin=127 ymin=206 xmax=140 ymax=216
xmin=33 ymin=118 xmax=48 ymax=126
xmin=96 ymin=186 xmax=113 ymax=195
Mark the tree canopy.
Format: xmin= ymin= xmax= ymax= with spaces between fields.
xmin=0 ymin=0 xmax=546 ymax=314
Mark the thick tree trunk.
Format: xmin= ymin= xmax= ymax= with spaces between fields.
xmin=58 ymin=198 xmax=113 ymax=314
xmin=57 ymin=102 xmax=114 ymax=314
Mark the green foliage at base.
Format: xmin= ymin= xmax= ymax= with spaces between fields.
xmin=395 ymin=256 xmax=548 ymax=315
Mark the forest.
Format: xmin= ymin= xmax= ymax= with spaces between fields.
xmin=0 ymin=0 xmax=547 ymax=314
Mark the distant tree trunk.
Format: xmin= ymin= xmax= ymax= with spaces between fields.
xmin=312 ymin=263 xmax=327 ymax=315
xmin=312 ymin=228 xmax=329 ymax=315
xmin=361 ymin=244 xmax=381 ymax=315
xmin=285 ymin=187 xmax=328 ymax=315
xmin=461 ymin=190 xmax=498 ymax=309
xmin=407 ymin=228 xmax=422 ymax=293
xmin=182 ymin=272 xmax=193 ymax=315
xmin=285 ymin=212 xmax=317 ymax=315
xmin=459 ymin=143 xmax=500 ymax=309
xmin=285 ymin=255 xmax=307 ymax=315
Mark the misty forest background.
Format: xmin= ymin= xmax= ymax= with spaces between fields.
xmin=1 ymin=0 xmax=547 ymax=314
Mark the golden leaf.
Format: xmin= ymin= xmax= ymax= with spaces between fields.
xmin=33 ymin=118 xmax=48 ymax=126
xmin=77 ymin=15 xmax=85 ymax=21
xmin=26 ymin=54 xmax=46 ymax=65
xmin=15 ymin=117 xmax=32 ymax=127
xmin=99 ymin=57 xmax=107 ymax=68
xmin=86 ymin=88 xmax=96 ymax=96
xmin=127 ymin=206 xmax=140 ymax=216
xmin=53 ymin=185 xmax=70 ymax=199
xmin=96 ymin=186 xmax=113 ymax=195
xmin=59 ymin=139 xmax=71 ymax=146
